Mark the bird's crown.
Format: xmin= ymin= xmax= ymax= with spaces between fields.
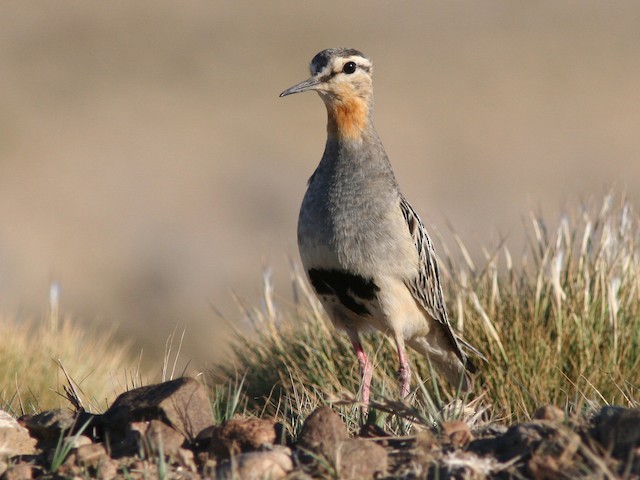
xmin=309 ymin=48 xmax=372 ymax=77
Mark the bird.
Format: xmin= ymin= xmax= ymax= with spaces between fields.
xmin=280 ymin=48 xmax=480 ymax=405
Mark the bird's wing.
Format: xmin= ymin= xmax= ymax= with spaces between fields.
xmin=399 ymin=196 xmax=477 ymax=372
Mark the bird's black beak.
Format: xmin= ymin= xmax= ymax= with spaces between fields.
xmin=279 ymin=76 xmax=321 ymax=97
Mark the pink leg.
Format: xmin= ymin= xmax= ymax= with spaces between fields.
xmin=396 ymin=338 xmax=411 ymax=398
xmin=348 ymin=332 xmax=373 ymax=405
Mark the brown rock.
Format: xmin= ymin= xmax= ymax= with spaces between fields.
xmin=467 ymin=420 xmax=581 ymax=476
xmin=591 ymin=406 xmax=640 ymax=458
xmin=211 ymin=417 xmax=281 ymax=457
xmin=57 ymin=450 xmax=76 ymax=469
xmin=441 ymin=420 xmax=473 ymax=447
xmin=415 ymin=430 xmax=438 ymax=450
xmin=176 ymin=447 xmax=197 ymax=472
xmin=75 ymin=443 xmax=108 ymax=466
xmin=337 ymin=438 xmax=388 ymax=479
xmin=96 ymin=458 xmax=119 ymax=480
xmin=297 ymin=406 xmax=348 ymax=459
xmin=0 ymin=410 xmax=37 ymax=455
xmin=533 ymin=405 xmax=565 ymax=423
xmin=69 ymin=434 xmax=93 ymax=448
xmin=528 ymin=453 xmax=570 ymax=480
xmin=491 ymin=420 xmax=581 ymax=477
xmin=102 ymin=377 xmax=214 ymax=441
xmin=217 ymin=446 xmax=293 ymax=480
xmin=1 ymin=463 xmax=32 ymax=480
xmin=131 ymin=420 xmax=187 ymax=457
xmin=296 ymin=407 xmax=387 ymax=478
xmin=411 ymin=430 xmax=439 ymax=472
xmin=284 ymin=472 xmax=314 ymax=480
xmin=23 ymin=408 xmax=75 ymax=440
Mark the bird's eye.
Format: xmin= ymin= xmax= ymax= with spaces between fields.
xmin=342 ymin=62 xmax=357 ymax=74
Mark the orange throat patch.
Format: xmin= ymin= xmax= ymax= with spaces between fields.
xmin=328 ymin=98 xmax=369 ymax=140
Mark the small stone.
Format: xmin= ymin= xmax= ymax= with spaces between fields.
xmin=202 ymin=458 xmax=218 ymax=478
xmin=296 ymin=406 xmax=348 ymax=460
xmin=75 ymin=443 xmax=108 ymax=466
xmin=96 ymin=458 xmax=118 ymax=480
xmin=61 ymin=451 xmax=78 ymax=468
xmin=413 ymin=431 xmax=439 ymax=470
xmin=147 ymin=420 xmax=186 ymax=456
xmin=491 ymin=420 xmax=581 ymax=477
xmin=69 ymin=434 xmax=93 ymax=448
xmin=0 ymin=410 xmax=37 ymax=455
xmin=528 ymin=453 xmax=566 ymax=480
xmin=591 ymin=406 xmax=640 ymax=458
xmin=284 ymin=472 xmax=314 ymax=480
xmin=533 ymin=405 xmax=565 ymax=423
xmin=338 ymin=439 xmax=388 ymax=479
xmin=23 ymin=408 xmax=75 ymax=441
xmin=217 ymin=446 xmax=293 ymax=480
xmin=211 ymin=417 xmax=281 ymax=457
xmin=441 ymin=420 xmax=473 ymax=447
xmin=1 ymin=463 xmax=33 ymax=480
xmin=415 ymin=430 xmax=438 ymax=450
xmin=176 ymin=448 xmax=197 ymax=471
xmin=102 ymin=377 xmax=214 ymax=441
xmin=130 ymin=420 xmax=186 ymax=457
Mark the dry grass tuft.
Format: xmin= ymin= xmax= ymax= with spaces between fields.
xmin=213 ymin=194 xmax=640 ymax=430
xmin=0 ymin=310 xmax=139 ymax=415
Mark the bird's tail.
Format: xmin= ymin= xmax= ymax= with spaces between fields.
xmin=455 ymin=335 xmax=488 ymax=368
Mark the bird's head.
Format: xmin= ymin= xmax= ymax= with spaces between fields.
xmin=280 ymin=48 xmax=374 ymax=139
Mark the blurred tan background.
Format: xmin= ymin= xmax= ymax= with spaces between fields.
xmin=1 ymin=1 xmax=639 ymax=369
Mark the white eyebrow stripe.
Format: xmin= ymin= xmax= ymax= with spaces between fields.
xmin=329 ymin=56 xmax=372 ymax=74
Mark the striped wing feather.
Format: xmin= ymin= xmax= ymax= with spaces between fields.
xmin=399 ymin=197 xmax=477 ymax=372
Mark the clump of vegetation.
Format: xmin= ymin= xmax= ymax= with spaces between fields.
xmin=213 ymin=194 xmax=639 ymax=429
xmin=2 ymin=194 xmax=637 ymax=434
xmin=0 ymin=308 xmax=138 ymax=415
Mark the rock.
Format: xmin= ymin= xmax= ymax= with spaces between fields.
xmin=23 ymin=408 xmax=75 ymax=441
xmin=69 ymin=434 xmax=93 ymax=448
xmin=96 ymin=458 xmax=119 ymax=480
xmin=412 ymin=430 xmax=439 ymax=469
xmin=533 ymin=405 xmax=565 ymax=423
xmin=176 ymin=447 xmax=197 ymax=471
xmin=75 ymin=443 xmax=108 ymax=466
xmin=468 ymin=419 xmax=582 ymax=479
xmin=337 ymin=438 xmax=388 ymax=479
xmin=441 ymin=420 xmax=473 ymax=447
xmin=284 ymin=472 xmax=314 ymax=480
xmin=102 ymin=377 xmax=214 ymax=441
xmin=1 ymin=462 xmax=32 ymax=480
xmin=527 ymin=453 xmax=574 ymax=480
xmin=591 ymin=406 xmax=640 ymax=458
xmin=217 ymin=446 xmax=293 ymax=480
xmin=296 ymin=406 xmax=348 ymax=459
xmin=210 ymin=417 xmax=282 ymax=457
xmin=0 ymin=410 xmax=36 ymax=455
xmin=296 ymin=407 xmax=387 ymax=479
xmin=132 ymin=419 xmax=187 ymax=457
